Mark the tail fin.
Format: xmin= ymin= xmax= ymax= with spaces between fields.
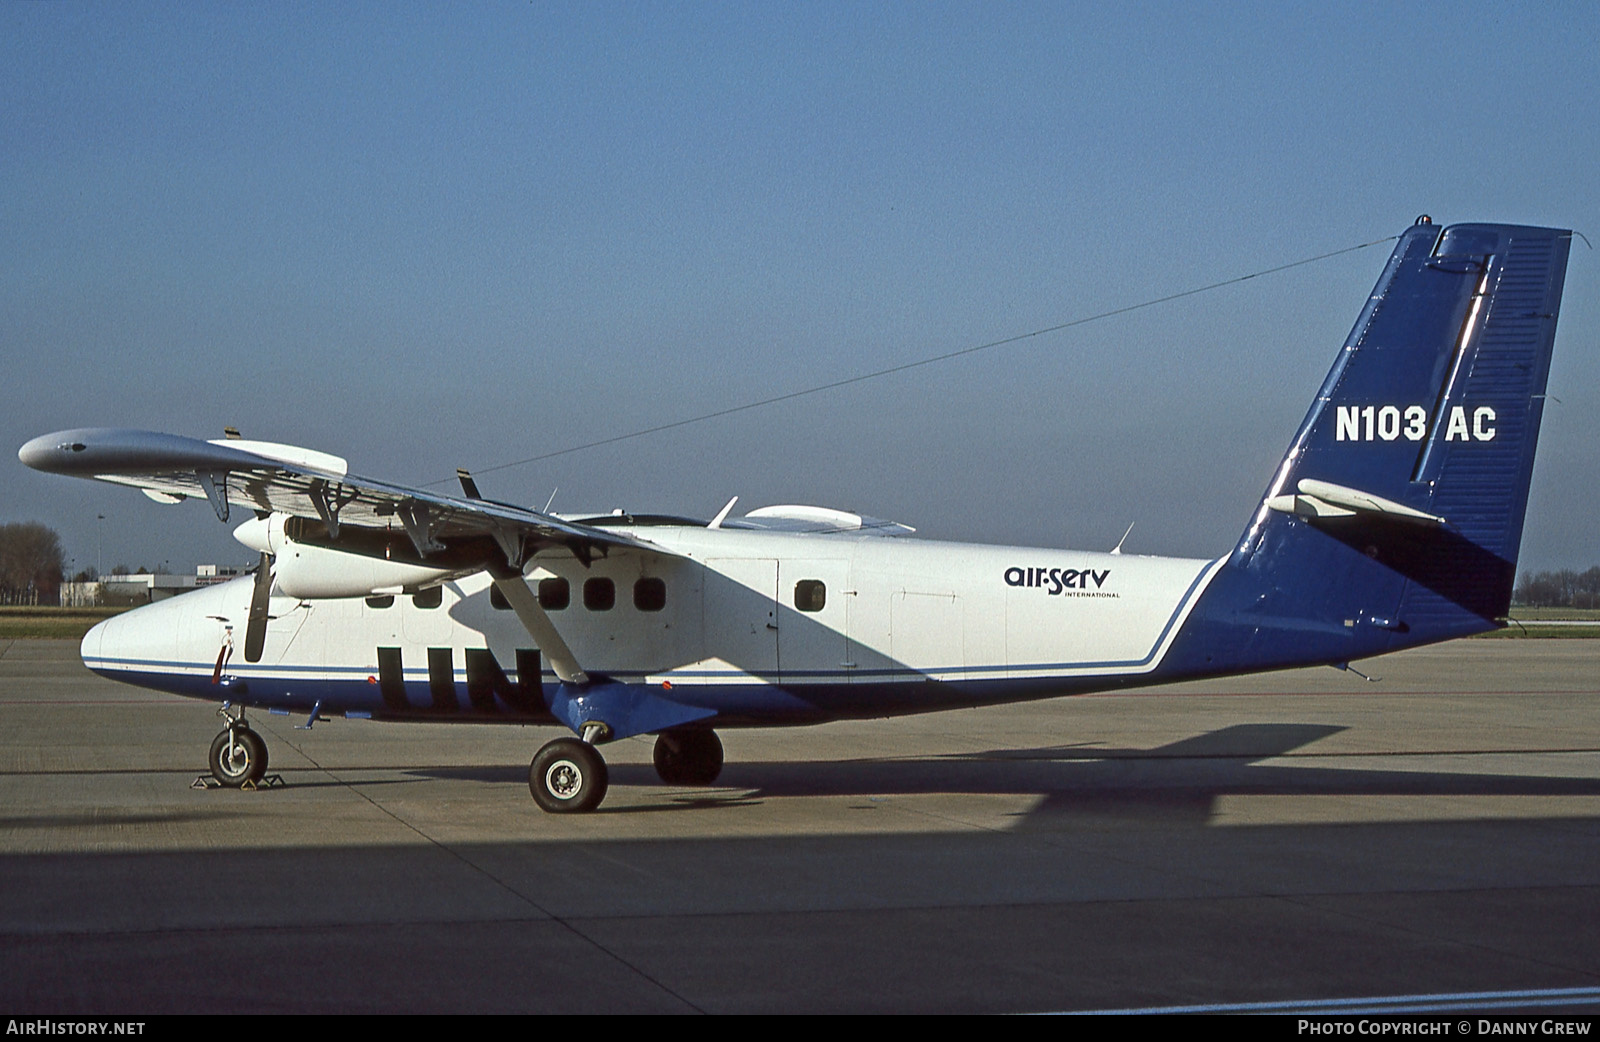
xmin=1163 ymin=219 xmax=1572 ymax=675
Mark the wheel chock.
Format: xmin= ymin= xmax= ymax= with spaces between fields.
xmin=192 ymin=773 xmax=285 ymax=791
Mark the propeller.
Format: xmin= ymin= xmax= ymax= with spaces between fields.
xmin=244 ymin=550 xmax=273 ymax=663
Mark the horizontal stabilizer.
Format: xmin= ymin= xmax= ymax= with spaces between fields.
xmin=1266 ymin=479 xmax=1446 ymax=526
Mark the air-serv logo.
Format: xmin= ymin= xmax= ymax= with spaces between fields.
xmin=1004 ymin=566 xmax=1117 ymax=598
xmin=1335 ymin=404 xmax=1496 ymax=442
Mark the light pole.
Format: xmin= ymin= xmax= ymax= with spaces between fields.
xmin=96 ymin=514 xmax=104 ymax=579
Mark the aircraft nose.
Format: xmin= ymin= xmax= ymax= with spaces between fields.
xmin=79 ymin=597 xmax=184 ymax=678
xmin=81 ymin=613 xmax=108 ymax=662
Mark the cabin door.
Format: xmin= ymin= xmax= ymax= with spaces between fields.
xmin=702 ymin=559 xmax=779 ymax=681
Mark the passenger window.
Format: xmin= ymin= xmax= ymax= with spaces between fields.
xmin=365 ymin=594 xmax=394 ymax=609
xmin=584 ymin=577 xmax=615 ymax=611
xmin=489 ymin=585 xmax=510 ymax=611
xmin=538 ymin=577 xmax=570 ymax=611
xmin=795 ymin=580 xmax=826 ymax=612
xmin=634 ymin=577 xmax=666 ymax=612
xmin=412 ymin=586 xmax=443 ymax=609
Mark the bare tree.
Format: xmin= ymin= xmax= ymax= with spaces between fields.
xmin=1514 ymin=567 xmax=1600 ymax=609
xmin=0 ymin=522 xmax=65 ymax=605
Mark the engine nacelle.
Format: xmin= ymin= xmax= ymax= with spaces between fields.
xmin=234 ymin=514 xmax=461 ymax=599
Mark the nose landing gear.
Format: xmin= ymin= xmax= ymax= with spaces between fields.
xmin=205 ymin=706 xmax=271 ymax=788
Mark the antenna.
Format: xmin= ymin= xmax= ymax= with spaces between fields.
xmin=708 ymin=496 xmax=739 ymax=529
xmin=542 ymin=488 xmax=558 ymax=513
xmin=1110 ymin=522 xmax=1135 ymax=555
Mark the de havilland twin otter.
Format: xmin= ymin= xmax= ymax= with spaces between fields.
xmin=20 ymin=219 xmax=1574 ymax=812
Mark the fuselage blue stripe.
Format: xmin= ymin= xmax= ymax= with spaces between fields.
xmin=82 ymin=557 xmax=1223 ymax=686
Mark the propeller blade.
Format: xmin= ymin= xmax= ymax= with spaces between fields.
xmin=244 ymin=551 xmax=272 ymax=663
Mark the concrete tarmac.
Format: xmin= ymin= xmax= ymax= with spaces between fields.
xmin=2 ymin=638 xmax=1599 ymax=1014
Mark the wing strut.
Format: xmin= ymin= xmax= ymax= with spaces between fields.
xmin=457 ymin=468 xmax=526 ymax=568
xmin=490 ymin=573 xmax=589 ymax=686
xmin=396 ymin=500 xmax=444 ymax=555
xmin=308 ymin=479 xmax=356 ymax=539
xmin=197 ymin=471 xmax=231 ymax=522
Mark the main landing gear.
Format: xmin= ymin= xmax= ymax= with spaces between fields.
xmin=652 ymin=728 xmax=723 ymax=786
xmin=529 ymin=736 xmax=609 ymax=813
xmin=526 ymin=726 xmax=725 ymax=813
xmin=208 ymin=708 xmax=269 ymax=787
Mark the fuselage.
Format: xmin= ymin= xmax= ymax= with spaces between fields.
xmin=82 ymin=525 xmax=1221 ymax=726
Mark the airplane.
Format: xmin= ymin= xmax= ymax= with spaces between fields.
xmin=18 ymin=218 xmax=1573 ymax=813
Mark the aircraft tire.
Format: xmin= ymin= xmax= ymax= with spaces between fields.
xmin=529 ymin=738 xmax=608 ymax=813
xmin=652 ymin=729 xmax=723 ymax=786
xmin=209 ymin=727 xmax=268 ymax=786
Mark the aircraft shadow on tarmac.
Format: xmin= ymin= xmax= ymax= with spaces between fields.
xmin=0 ymin=807 xmax=247 ymax=831
xmin=404 ymin=722 xmax=1600 ymax=825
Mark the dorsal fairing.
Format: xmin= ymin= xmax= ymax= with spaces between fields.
xmin=726 ymin=504 xmax=916 ymax=536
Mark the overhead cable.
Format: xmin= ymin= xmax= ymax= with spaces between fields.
xmin=443 ymin=234 xmax=1399 ymax=484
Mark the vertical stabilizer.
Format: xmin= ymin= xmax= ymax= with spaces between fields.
xmin=1160 ymin=220 xmax=1572 ymax=677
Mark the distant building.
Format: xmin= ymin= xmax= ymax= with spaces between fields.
xmin=59 ymin=582 xmax=102 ymax=607
xmin=60 ymin=566 xmax=247 ymax=606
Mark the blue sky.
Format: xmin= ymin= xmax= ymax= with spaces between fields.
xmin=4 ymin=2 xmax=1597 ymax=576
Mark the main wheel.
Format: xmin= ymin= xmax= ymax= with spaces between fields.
xmin=208 ymin=727 xmax=268 ymax=786
xmin=529 ymin=738 xmax=608 ymax=813
xmin=653 ymin=728 xmax=723 ymax=786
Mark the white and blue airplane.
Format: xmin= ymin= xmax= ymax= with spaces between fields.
xmin=19 ymin=218 xmax=1573 ymax=812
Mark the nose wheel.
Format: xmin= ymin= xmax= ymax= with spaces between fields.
xmin=208 ymin=724 xmax=269 ymax=786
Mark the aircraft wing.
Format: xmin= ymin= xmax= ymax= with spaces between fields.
xmin=18 ymin=428 xmax=667 ymax=566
